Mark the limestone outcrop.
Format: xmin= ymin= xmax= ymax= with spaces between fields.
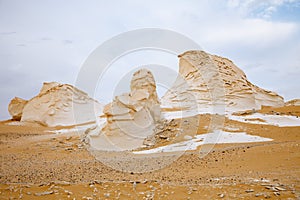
xmin=161 ymin=50 xmax=284 ymax=113
xmin=9 ymin=82 xmax=103 ymax=127
xmin=86 ymin=69 xmax=161 ymax=151
xmin=8 ymin=97 xmax=28 ymax=120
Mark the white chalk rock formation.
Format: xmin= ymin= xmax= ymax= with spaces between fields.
xmin=161 ymin=50 xmax=284 ymax=113
xmin=86 ymin=69 xmax=161 ymax=151
xmin=8 ymin=97 xmax=28 ymax=120
xmin=20 ymin=82 xmax=103 ymax=127
xmin=285 ymin=99 xmax=300 ymax=106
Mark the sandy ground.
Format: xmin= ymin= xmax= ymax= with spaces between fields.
xmin=0 ymin=106 xmax=300 ymax=199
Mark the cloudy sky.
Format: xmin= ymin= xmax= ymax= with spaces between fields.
xmin=0 ymin=0 xmax=300 ymax=120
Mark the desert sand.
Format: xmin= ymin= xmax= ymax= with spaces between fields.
xmin=1 ymin=105 xmax=299 ymax=199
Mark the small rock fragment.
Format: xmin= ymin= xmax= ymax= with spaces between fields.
xmin=64 ymin=190 xmax=73 ymax=195
xmin=245 ymin=189 xmax=254 ymax=193
xmin=273 ymin=192 xmax=280 ymax=196
xmin=255 ymin=193 xmax=263 ymax=197
xmin=65 ymin=147 xmax=73 ymax=151
xmin=53 ymin=180 xmax=71 ymax=186
xmin=275 ymin=186 xmax=286 ymax=191
xmin=35 ymin=191 xmax=54 ymax=196
xmin=218 ymin=193 xmax=225 ymax=198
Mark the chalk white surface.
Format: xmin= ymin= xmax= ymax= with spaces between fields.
xmin=133 ymin=131 xmax=272 ymax=154
xmin=228 ymin=113 xmax=300 ymax=127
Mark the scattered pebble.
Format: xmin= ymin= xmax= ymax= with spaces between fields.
xmin=218 ymin=193 xmax=225 ymax=198
xmin=245 ymin=189 xmax=254 ymax=193
xmin=142 ymin=179 xmax=148 ymax=184
xmin=275 ymin=186 xmax=286 ymax=191
xmin=35 ymin=190 xmax=54 ymax=196
xmin=66 ymin=136 xmax=72 ymax=141
xmin=255 ymin=193 xmax=263 ymax=197
xmin=65 ymin=190 xmax=73 ymax=195
xmin=273 ymin=192 xmax=280 ymax=196
xmin=53 ymin=180 xmax=71 ymax=186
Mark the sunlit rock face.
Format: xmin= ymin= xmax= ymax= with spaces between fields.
xmin=161 ymin=50 xmax=284 ymax=114
xmin=20 ymin=82 xmax=103 ymax=127
xmin=86 ymin=69 xmax=162 ymax=151
xmin=8 ymin=97 xmax=28 ymax=121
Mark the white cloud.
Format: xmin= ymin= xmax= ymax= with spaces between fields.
xmin=200 ymin=18 xmax=298 ymax=47
xmin=227 ymin=0 xmax=300 ymax=18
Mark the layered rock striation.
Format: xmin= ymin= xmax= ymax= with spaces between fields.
xmin=161 ymin=50 xmax=284 ymax=113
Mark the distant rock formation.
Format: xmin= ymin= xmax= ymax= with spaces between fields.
xmin=8 ymin=97 xmax=28 ymax=120
xmin=161 ymin=50 xmax=284 ymax=113
xmin=8 ymin=82 xmax=103 ymax=127
xmin=86 ymin=69 xmax=161 ymax=151
xmin=285 ymin=99 xmax=300 ymax=106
